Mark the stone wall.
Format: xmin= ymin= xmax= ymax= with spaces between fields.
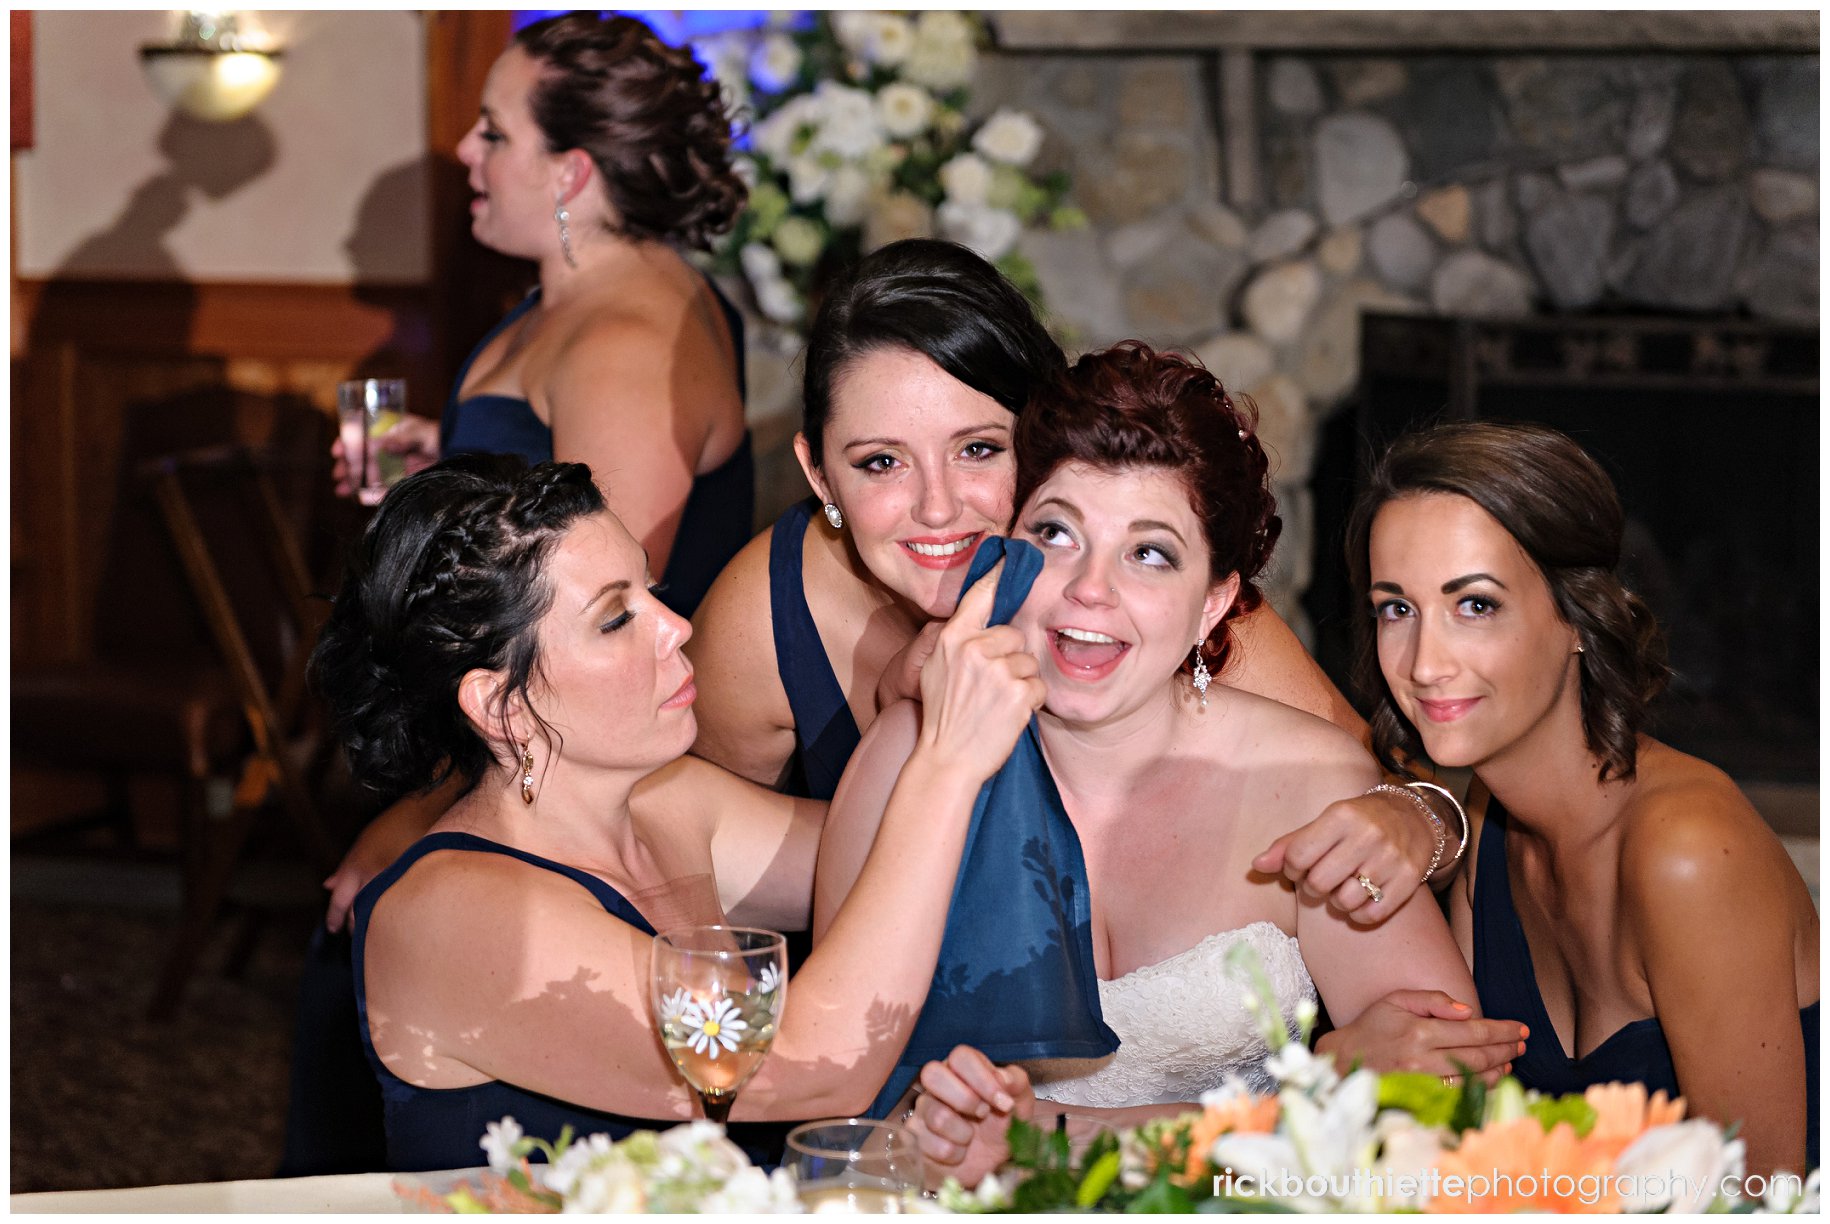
xmin=971 ymin=50 xmax=1818 ymax=633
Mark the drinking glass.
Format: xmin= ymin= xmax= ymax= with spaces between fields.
xmin=650 ymin=926 xmax=786 ymax=1124
xmin=337 ymin=378 xmax=409 ymax=506
xmin=785 ymin=1119 xmax=924 ymax=1213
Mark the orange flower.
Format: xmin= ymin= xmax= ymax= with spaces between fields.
xmin=1180 ymin=1094 xmax=1281 ymax=1183
xmin=1582 ymin=1082 xmax=1686 ymax=1163
xmin=1426 ymin=1118 xmax=1621 ymax=1213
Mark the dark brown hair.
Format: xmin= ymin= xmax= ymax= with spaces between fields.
xmin=1345 ymin=420 xmax=1669 ymax=782
xmin=801 ymin=239 xmax=1065 ymax=468
xmin=515 ymin=13 xmax=745 ymax=250
xmin=1014 ymin=340 xmax=1281 ymax=674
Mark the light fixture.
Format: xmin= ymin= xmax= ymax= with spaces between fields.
xmin=140 ymin=11 xmax=283 ymax=123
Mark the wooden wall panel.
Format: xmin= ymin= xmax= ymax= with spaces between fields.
xmin=11 ymin=279 xmax=436 ymax=662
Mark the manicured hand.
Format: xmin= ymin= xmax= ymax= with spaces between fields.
xmin=1317 ymin=989 xmax=1527 ymax=1083
xmin=916 ymin=561 xmax=1046 ymax=783
xmin=1253 ymin=787 xmax=1438 ymax=922
xmin=909 ymin=1045 xmax=1035 ymax=1190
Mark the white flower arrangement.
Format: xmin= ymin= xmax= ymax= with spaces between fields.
xmin=704 ymin=11 xmax=1083 ymax=343
xmin=417 ymin=1117 xmax=802 ymax=1214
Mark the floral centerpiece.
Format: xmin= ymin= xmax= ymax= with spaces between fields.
xmin=697 ymin=11 xmax=1082 ymax=340
xmin=941 ymin=944 xmax=1820 ymax=1214
xmin=398 ymin=1117 xmax=801 ymax=1214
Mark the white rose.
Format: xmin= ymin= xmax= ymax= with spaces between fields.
xmin=810 ymin=81 xmax=884 ymax=160
xmin=938 ymin=201 xmax=1021 ymax=261
xmin=748 ymin=32 xmax=802 ymax=93
xmin=754 ymin=275 xmax=803 ymax=325
xmin=829 ymin=11 xmax=874 ymax=57
xmin=822 ymin=164 xmax=873 ymax=227
xmin=868 ymin=14 xmax=915 ymax=67
xmin=972 ymin=107 xmax=1045 ymax=167
xmin=753 ymin=94 xmax=814 ymax=162
xmin=938 ymin=152 xmax=993 ymax=206
xmin=730 ymin=156 xmax=759 ymax=191
xmin=864 ymin=191 xmax=935 ymax=251
xmin=700 ymin=36 xmax=750 ymax=118
xmin=771 ymin=215 xmax=825 ymax=267
xmin=785 ymin=154 xmax=832 ymax=205
xmin=904 ymin=10 xmax=977 ymax=91
xmin=1613 ymin=1120 xmax=1744 ymax=1213
xmin=740 ymin=242 xmax=783 ymax=286
xmin=874 ymin=82 xmax=935 ymax=140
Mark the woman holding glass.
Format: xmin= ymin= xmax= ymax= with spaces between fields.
xmin=335 ymin=12 xmax=753 ymax=616
xmin=310 ymin=454 xmax=1042 ymax=1171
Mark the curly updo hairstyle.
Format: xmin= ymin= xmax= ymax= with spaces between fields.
xmin=800 ymin=239 xmax=1066 ymax=467
xmin=309 ymin=455 xmax=606 ymax=807
xmin=1345 ymin=421 xmax=1670 ymax=783
xmin=1013 ymin=340 xmax=1281 ymax=677
xmin=514 ymin=13 xmax=745 ymax=251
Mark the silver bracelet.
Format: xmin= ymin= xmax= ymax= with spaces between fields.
xmin=1402 ymin=780 xmax=1470 ymax=875
xmin=1365 ymin=783 xmax=1445 ymax=883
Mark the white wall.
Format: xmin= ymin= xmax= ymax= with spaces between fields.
xmin=15 ymin=10 xmax=429 ymax=283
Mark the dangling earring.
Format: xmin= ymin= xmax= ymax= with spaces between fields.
xmin=555 ymin=203 xmax=577 ymax=268
xmin=1190 ymin=642 xmax=1211 ymax=708
xmin=520 ymin=743 xmax=537 ymax=805
xmin=822 ymin=502 xmax=844 ymax=530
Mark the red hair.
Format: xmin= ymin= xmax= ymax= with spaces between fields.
xmin=1014 ymin=341 xmax=1281 ymax=673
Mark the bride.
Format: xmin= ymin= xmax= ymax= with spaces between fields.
xmin=813 ymin=343 xmax=1527 ymax=1165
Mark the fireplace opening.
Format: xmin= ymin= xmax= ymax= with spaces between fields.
xmin=1306 ymin=312 xmax=1818 ymax=784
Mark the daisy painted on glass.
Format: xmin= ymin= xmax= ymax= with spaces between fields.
xmin=651 ymin=926 xmax=787 ymax=1124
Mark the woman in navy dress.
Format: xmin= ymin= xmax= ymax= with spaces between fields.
xmin=336 ymin=12 xmax=753 ymax=619
xmin=1350 ymin=421 xmax=1818 ymax=1178
xmin=310 ymin=455 xmax=1043 ymax=1172
xmin=685 ymin=240 xmax=1457 ymax=911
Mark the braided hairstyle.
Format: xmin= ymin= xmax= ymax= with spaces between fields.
xmin=515 ymin=13 xmax=745 ymax=251
xmin=309 ymin=455 xmax=605 ymax=806
xmin=1345 ymin=420 xmax=1670 ymax=783
xmin=1013 ymin=340 xmax=1281 ymax=676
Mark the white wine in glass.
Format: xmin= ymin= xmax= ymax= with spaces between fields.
xmin=786 ymin=1119 xmax=925 ymax=1213
xmin=651 ymin=926 xmax=786 ymax=1124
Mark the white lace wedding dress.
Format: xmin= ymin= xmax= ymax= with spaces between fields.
xmin=1025 ymin=921 xmax=1316 ymax=1107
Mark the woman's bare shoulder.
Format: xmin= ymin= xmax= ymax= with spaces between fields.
xmin=1617 ymin=741 xmax=1783 ymax=902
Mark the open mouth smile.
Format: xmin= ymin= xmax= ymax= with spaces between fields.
xmin=900 ymin=532 xmax=980 ymax=570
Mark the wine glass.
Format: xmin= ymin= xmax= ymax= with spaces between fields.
xmin=785 ymin=1119 xmax=925 ymax=1213
xmin=650 ymin=926 xmax=786 ymax=1124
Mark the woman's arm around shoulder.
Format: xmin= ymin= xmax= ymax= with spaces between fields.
xmin=684 ymin=527 xmax=799 ymax=788
xmin=1620 ymin=769 xmax=1816 ymax=1178
xmin=810 ymin=698 xmax=923 ymax=942
xmin=631 ymin=753 xmax=825 ymax=931
xmin=1224 ymin=601 xmax=1367 ymax=741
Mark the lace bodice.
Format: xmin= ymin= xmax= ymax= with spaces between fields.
xmin=1025 ymin=922 xmax=1316 ymax=1108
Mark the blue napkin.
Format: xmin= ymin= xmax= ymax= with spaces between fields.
xmin=867 ymin=535 xmax=1118 ymax=1118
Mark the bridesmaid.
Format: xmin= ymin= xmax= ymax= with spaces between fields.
xmin=1352 ymin=421 xmax=1818 ymax=1178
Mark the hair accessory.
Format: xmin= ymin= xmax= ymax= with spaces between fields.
xmin=822 ymin=501 xmax=844 ymax=530
xmin=555 ymin=203 xmax=577 ymax=268
xmin=1356 ymin=873 xmax=1384 ymax=904
xmin=520 ymin=743 xmax=537 ymax=805
xmin=1190 ymin=641 xmax=1211 ymax=707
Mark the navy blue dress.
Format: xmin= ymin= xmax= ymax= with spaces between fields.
xmin=351 ymin=831 xmax=783 ymax=1171
xmin=1472 ymin=799 xmax=1818 ymax=1169
xmin=768 ymin=498 xmax=862 ymax=801
xmin=864 ymin=537 xmax=1118 ymax=1117
xmin=440 ymin=283 xmax=754 ymax=620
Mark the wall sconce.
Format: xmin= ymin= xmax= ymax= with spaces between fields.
xmin=140 ymin=11 xmax=282 ymax=123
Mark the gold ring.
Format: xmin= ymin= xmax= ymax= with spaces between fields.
xmin=1356 ymin=873 xmax=1384 ymax=904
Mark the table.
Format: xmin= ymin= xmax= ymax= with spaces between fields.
xmin=10 ymin=1168 xmax=481 ymax=1213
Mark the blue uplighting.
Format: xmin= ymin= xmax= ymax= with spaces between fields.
xmin=511 ymin=10 xmax=803 ymax=44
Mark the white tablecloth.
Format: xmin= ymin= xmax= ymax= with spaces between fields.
xmin=11 ymin=1168 xmax=481 ymax=1213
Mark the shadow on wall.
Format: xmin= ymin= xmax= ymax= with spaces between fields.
xmin=343 ymin=155 xmax=437 ymax=382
